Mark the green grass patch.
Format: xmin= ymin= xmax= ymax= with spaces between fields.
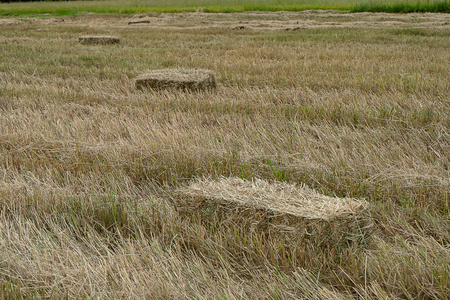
xmin=0 ymin=0 xmax=347 ymax=16
xmin=1 ymin=0 xmax=449 ymax=16
xmin=352 ymin=0 xmax=450 ymax=13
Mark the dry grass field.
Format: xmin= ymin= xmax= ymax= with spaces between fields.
xmin=0 ymin=10 xmax=449 ymax=299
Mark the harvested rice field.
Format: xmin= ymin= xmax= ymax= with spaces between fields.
xmin=0 ymin=10 xmax=449 ymax=299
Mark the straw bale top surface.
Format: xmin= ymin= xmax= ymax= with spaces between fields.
xmin=136 ymin=69 xmax=214 ymax=83
xmin=180 ymin=177 xmax=369 ymax=220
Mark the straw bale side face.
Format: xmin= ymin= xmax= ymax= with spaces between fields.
xmin=175 ymin=177 xmax=373 ymax=254
xmin=78 ymin=36 xmax=121 ymax=45
xmin=135 ymin=69 xmax=217 ymax=92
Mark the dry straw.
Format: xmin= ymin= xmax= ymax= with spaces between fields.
xmin=176 ymin=177 xmax=373 ymax=251
xmin=135 ymin=69 xmax=217 ymax=92
xmin=78 ymin=36 xmax=121 ymax=45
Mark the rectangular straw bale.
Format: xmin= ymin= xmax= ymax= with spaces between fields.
xmin=128 ymin=18 xmax=152 ymax=25
xmin=135 ymin=69 xmax=217 ymax=92
xmin=176 ymin=177 xmax=373 ymax=250
xmin=78 ymin=36 xmax=120 ymax=45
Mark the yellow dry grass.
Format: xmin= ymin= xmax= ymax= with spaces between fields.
xmin=0 ymin=11 xmax=448 ymax=299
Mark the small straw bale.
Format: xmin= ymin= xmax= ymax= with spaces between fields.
xmin=78 ymin=36 xmax=120 ymax=45
xmin=135 ymin=69 xmax=217 ymax=92
xmin=176 ymin=177 xmax=373 ymax=251
xmin=128 ymin=18 xmax=152 ymax=25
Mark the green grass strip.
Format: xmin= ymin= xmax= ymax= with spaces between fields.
xmin=352 ymin=0 xmax=450 ymax=13
xmin=0 ymin=0 xmax=449 ymax=16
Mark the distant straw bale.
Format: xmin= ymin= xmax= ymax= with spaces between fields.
xmin=128 ymin=18 xmax=152 ymax=25
xmin=135 ymin=69 xmax=217 ymax=92
xmin=176 ymin=177 xmax=373 ymax=250
xmin=78 ymin=36 xmax=120 ymax=45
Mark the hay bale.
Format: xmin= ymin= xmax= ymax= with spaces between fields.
xmin=128 ymin=18 xmax=152 ymax=25
xmin=176 ymin=177 xmax=373 ymax=251
xmin=135 ymin=69 xmax=217 ymax=92
xmin=78 ymin=36 xmax=120 ymax=45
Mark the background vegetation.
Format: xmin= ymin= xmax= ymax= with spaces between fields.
xmin=0 ymin=0 xmax=449 ymax=15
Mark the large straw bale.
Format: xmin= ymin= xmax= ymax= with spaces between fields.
xmin=176 ymin=177 xmax=373 ymax=251
xmin=78 ymin=36 xmax=120 ymax=45
xmin=135 ymin=69 xmax=217 ymax=92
